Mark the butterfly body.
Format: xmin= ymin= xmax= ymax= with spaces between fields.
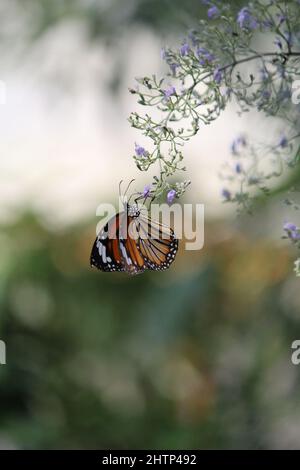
xmin=90 ymin=203 xmax=178 ymax=275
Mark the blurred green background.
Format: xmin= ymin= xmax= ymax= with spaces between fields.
xmin=0 ymin=0 xmax=300 ymax=450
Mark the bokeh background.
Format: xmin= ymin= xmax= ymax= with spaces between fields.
xmin=0 ymin=0 xmax=300 ymax=450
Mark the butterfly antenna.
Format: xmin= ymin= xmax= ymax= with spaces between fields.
xmin=123 ymin=179 xmax=135 ymax=198
xmin=119 ymin=180 xmax=123 ymax=199
xmin=128 ymin=191 xmax=140 ymax=204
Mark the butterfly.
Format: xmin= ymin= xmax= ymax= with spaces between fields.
xmin=90 ymin=181 xmax=178 ymax=275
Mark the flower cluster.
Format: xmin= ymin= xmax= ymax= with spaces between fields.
xmin=129 ymin=0 xmax=300 ymax=205
xmin=128 ymin=0 xmax=300 ymax=271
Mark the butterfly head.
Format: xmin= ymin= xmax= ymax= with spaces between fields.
xmin=127 ymin=203 xmax=140 ymax=218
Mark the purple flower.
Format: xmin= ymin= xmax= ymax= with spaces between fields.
xmin=188 ymin=31 xmax=199 ymax=47
xmin=237 ymin=7 xmax=258 ymax=30
xmin=135 ymin=143 xmax=147 ymax=157
xmin=291 ymin=232 xmax=300 ymax=241
xmin=161 ymin=48 xmax=167 ymax=60
xmin=279 ymin=135 xmax=288 ymax=148
xmin=231 ymin=141 xmax=238 ymax=155
xmin=277 ymin=14 xmax=287 ymax=26
xmin=164 ymin=86 xmax=176 ymax=98
xmin=230 ymin=135 xmax=246 ymax=155
xmin=235 ymin=163 xmax=242 ymax=174
xmin=197 ymin=47 xmax=207 ymax=55
xmin=237 ymin=8 xmax=249 ymax=28
xmin=237 ymin=135 xmax=247 ymax=147
xmin=283 ymin=222 xmax=300 ymax=240
xmin=167 ymin=189 xmax=176 ymax=204
xmin=180 ymin=42 xmax=190 ymax=56
xmin=143 ymin=185 xmax=151 ymax=198
xmin=197 ymin=47 xmax=215 ymax=64
xmin=284 ymin=222 xmax=297 ymax=232
xmin=274 ymin=38 xmax=283 ymax=49
xmin=213 ymin=68 xmax=222 ymax=84
xmin=221 ymin=87 xmax=232 ymax=97
xmin=262 ymin=19 xmax=273 ymax=29
xmin=170 ymin=63 xmax=179 ymax=75
xmin=222 ymin=189 xmax=231 ymax=200
xmin=207 ymin=5 xmax=220 ymax=19
xmin=262 ymin=90 xmax=271 ymax=99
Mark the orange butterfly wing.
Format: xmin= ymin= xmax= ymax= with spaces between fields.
xmin=90 ymin=210 xmax=178 ymax=275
